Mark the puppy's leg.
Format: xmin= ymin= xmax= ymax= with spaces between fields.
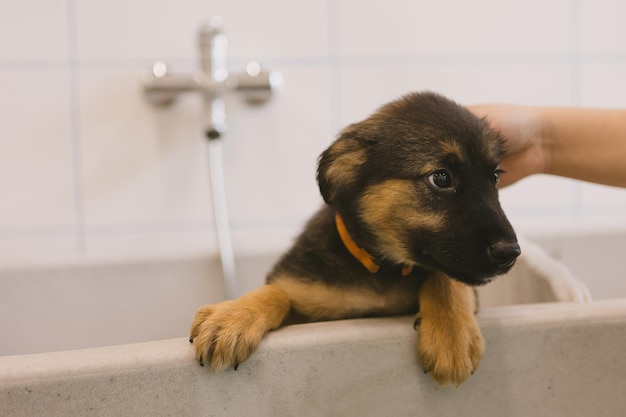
xmin=190 ymin=284 xmax=291 ymax=370
xmin=415 ymin=273 xmax=485 ymax=386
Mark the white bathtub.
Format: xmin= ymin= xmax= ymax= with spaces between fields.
xmin=0 ymin=252 xmax=276 ymax=356
xmin=1 ymin=236 xmax=625 ymax=416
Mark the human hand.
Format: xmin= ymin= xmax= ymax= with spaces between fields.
xmin=469 ymin=104 xmax=548 ymax=187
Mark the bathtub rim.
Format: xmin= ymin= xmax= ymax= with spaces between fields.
xmin=1 ymin=298 xmax=624 ymax=384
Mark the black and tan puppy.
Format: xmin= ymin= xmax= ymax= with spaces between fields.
xmin=190 ymin=91 xmax=520 ymax=386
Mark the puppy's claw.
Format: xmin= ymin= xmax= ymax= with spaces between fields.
xmin=189 ymin=338 xmax=194 ymax=344
xmin=199 ymin=357 xmax=204 ymax=367
xmin=422 ymin=362 xmax=433 ymax=374
xmin=233 ymin=363 xmax=239 ymax=371
xmin=413 ymin=317 xmax=421 ymax=329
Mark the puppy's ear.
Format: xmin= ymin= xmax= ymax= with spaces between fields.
xmin=317 ymin=135 xmax=368 ymax=204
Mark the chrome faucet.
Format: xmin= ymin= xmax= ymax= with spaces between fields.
xmin=199 ymin=18 xmax=228 ymax=139
xmin=143 ymin=17 xmax=283 ymax=138
xmin=142 ymin=18 xmax=282 ymax=299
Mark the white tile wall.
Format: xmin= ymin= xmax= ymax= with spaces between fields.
xmin=580 ymin=63 xmax=626 ymax=108
xmin=580 ymin=0 xmax=626 ymax=54
xmin=0 ymin=0 xmax=68 ymax=62
xmin=78 ymin=70 xmax=211 ymax=225
xmin=2 ymin=0 xmax=626 ymax=267
xmin=338 ymin=63 xmax=573 ymax=126
xmin=0 ymin=71 xmax=75 ymax=229
xmin=73 ymin=0 xmax=331 ymax=61
xmin=0 ymin=236 xmax=78 ymax=267
xmin=337 ymin=0 xmax=571 ymax=56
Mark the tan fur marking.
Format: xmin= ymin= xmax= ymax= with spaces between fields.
xmin=272 ymin=275 xmax=417 ymax=321
xmin=415 ymin=273 xmax=484 ymax=386
xmin=484 ymin=134 xmax=501 ymax=164
xmin=190 ymin=284 xmax=291 ymax=370
xmin=440 ymin=140 xmax=465 ymax=163
xmin=358 ymin=179 xmax=444 ymax=263
xmin=324 ymin=139 xmax=366 ymax=191
xmin=421 ymin=162 xmax=441 ymax=175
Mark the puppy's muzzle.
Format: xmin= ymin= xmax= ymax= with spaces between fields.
xmin=488 ymin=241 xmax=521 ymax=268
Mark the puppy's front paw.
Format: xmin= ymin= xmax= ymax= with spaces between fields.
xmin=189 ymin=301 xmax=268 ymax=371
xmin=416 ymin=313 xmax=485 ymax=386
xmin=190 ymin=284 xmax=291 ymax=371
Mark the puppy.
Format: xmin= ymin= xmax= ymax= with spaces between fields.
xmin=190 ymin=91 xmax=520 ymax=386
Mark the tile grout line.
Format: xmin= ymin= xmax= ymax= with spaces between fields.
xmin=568 ymin=0 xmax=583 ymax=221
xmin=65 ymin=0 xmax=86 ymax=259
xmin=569 ymin=0 xmax=582 ymax=106
xmin=327 ymin=0 xmax=342 ymax=134
xmin=4 ymin=53 xmax=626 ymax=73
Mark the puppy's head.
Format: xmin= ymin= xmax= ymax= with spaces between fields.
xmin=317 ymin=91 xmax=519 ymax=285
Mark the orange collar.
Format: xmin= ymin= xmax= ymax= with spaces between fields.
xmin=334 ymin=213 xmax=413 ymax=276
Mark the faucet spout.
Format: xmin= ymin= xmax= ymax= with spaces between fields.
xmin=199 ymin=18 xmax=229 ymax=139
xmin=199 ymin=18 xmax=228 ymax=82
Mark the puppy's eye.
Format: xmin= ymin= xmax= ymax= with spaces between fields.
xmin=494 ymin=168 xmax=505 ymax=187
xmin=427 ymin=169 xmax=454 ymax=190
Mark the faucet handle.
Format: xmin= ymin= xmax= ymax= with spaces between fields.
xmin=143 ymin=62 xmax=175 ymax=106
xmin=231 ymin=62 xmax=284 ymax=105
xmin=142 ymin=62 xmax=202 ymax=106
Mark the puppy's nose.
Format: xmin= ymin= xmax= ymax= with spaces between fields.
xmin=488 ymin=241 xmax=521 ymax=267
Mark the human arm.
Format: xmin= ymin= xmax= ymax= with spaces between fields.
xmin=469 ymin=104 xmax=626 ymax=188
